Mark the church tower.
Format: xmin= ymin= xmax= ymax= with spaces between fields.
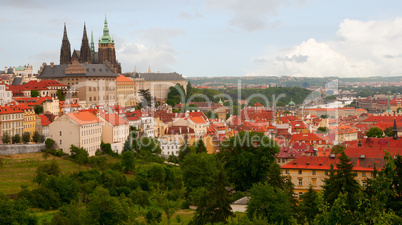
xmin=98 ymin=15 xmax=121 ymax=73
xmin=79 ymin=23 xmax=92 ymax=64
xmin=60 ymin=23 xmax=71 ymax=65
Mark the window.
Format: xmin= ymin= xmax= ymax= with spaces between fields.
xmin=299 ymin=192 xmax=303 ymax=198
xmin=285 ymin=170 xmax=289 ymax=174
xmin=312 ymin=170 xmax=316 ymax=175
xmin=312 ymin=178 xmax=317 ymax=186
xmin=277 ymin=159 xmax=280 ymax=163
xmin=298 ymin=179 xmax=302 ymax=186
xmin=325 ymin=171 xmax=328 ymax=176
xmin=282 ymin=159 xmax=285 ymax=163
xmin=298 ymin=170 xmax=302 ymax=175
xmin=59 ymin=131 xmax=62 ymax=136
xmin=371 ymin=172 xmax=374 ymax=177
xmin=60 ymin=140 xmax=62 ymax=144
xmin=362 ymin=181 xmax=367 ymax=188
xmin=362 ymin=172 xmax=366 ymax=177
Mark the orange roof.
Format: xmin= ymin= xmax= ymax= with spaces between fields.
xmin=0 ymin=106 xmax=23 ymax=115
xmin=38 ymin=114 xmax=51 ymax=126
xmin=66 ymin=111 xmax=101 ymax=125
xmin=13 ymin=96 xmax=52 ymax=106
xmin=116 ymin=75 xmax=134 ymax=83
xmin=189 ymin=116 xmax=206 ymax=124
xmin=100 ymin=113 xmax=128 ymax=126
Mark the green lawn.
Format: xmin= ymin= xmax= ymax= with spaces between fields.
xmin=0 ymin=152 xmax=88 ymax=195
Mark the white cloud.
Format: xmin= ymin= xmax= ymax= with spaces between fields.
xmin=252 ymin=18 xmax=402 ymax=77
xmin=117 ymin=42 xmax=178 ymax=73
xmin=206 ymin=0 xmax=301 ymax=31
xmin=178 ymin=12 xmax=203 ymax=20
xmin=138 ymin=27 xmax=186 ymax=44
xmin=118 ymin=27 xmax=186 ymax=73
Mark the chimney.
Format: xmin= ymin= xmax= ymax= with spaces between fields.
xmin=187 ymin=127 xmax=189 ymax=133
xmin=50 ymin=62 xmax=54 ymax=67
xmin=179 ymin=127 xmax=182 ymax=133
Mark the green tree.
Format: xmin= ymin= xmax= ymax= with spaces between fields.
xmin=56 ymin=89 xmax=65 ymax=101
xmin=191 ymin=167 xmax=233 ymax=225
xmin=320 ymin=114 xmax=329 ymax=119
xmin=166 ymin=99 xmax=176 ymax=107
xmin=31 ymin=90 xmax=39 ymax=97
xmin=299 ymin=184 xmax=319 ymax=224
xmin=246 ymin=182 xmax=292 ymax=224
xmin=181 ymin=153 xmax=218 ymax=202
xmin=366 ymin=126 xmax=384 ymax=138
xmin=70 ymin=145 xmax=89 ymax=171
xmin=122 ymin=138 xmax=132 ymax=153
xmin=86 ymin=186 xmax=131 ymax=225
xmin=2 ymin=132 xmax=10 ymax=144
xmin=34 ymin=160 xmax=61 ymax=186
xmin=317 ymin=126 xmax=329 ymax=133
xmin=384 ymin=126 xmax=393 ymax=137
xmin=34 ymin=105 xmax=43 ymax=114
xmin=129 ymin=187 xmax=150 ymax=213
xmin=22 ymin=132 xmax=31 ymax=143
xmin=49 ymin=201 xmax=86 ymax=225
xmin=0 ymin=193 xmax=37 ymax=225
xmin=178 ymin=134 xmax=193 ymax=162
xmin=195 ymin=138 xmax=207 ymax=154
xmin=121 ymin=150 xmax=135 ymax=173
xmin=322 ymin=151 xmax=361 ymax=211
xmin=32 ymin=131 xmax=41 ymax=143
xmin=139 ymin=89 xmax=152 ymax=107
xmin=145 ymin=208 xmax=162 ymax=225
xmin=218 ymin=131 xmax=280 ymax=191
xmin=153 ymin=186 xmax=181 ymax=225
xmin=45 ymin=138 xmax=55 ymax=149
xmin=12 ymin=134 xmax=21 ymax=144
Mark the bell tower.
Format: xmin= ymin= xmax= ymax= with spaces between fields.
xmin=98 ymin=15 xmax=121 ymax=73
xmin=79 ymin=23 xmax=92 ymax=64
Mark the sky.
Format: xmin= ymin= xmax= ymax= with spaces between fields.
xmin=0 ymin=0 xmax=402 ymax=77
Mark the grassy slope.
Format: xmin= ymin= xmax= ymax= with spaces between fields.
xmin=0 ymin=152 xmax=87 ymax=195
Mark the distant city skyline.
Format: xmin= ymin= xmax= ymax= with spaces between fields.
xmin=0 ymin=0 xmax=401 ymax=77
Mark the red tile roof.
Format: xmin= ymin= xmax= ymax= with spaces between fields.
xmin=13 ymin=96 xmax=52 ymax=106
xmin=99 ymin=113 xmax=128 ymax=126
xmin=38 ymin=114 xmax=51 ymax=126
xmin=66 ymin=111 xmax=101 ymax=125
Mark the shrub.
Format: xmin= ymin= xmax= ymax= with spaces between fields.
xmin=45 ymin=138 xmax=55 ymax=149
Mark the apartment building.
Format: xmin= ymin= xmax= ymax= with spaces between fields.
xmin=49 ymin=111 xmax=102 ymax=156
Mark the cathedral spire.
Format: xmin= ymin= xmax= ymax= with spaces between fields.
xmin=60 ymin=23 xmax=71 ymax=65
xmin=90 ymin=30 xmax=95 ymax=56
xmin=386 ymin=95 xmax=392 ymax=113
xmin=63 ymin=23 xmax=68 ymax=40
xmin=148 ymin=66 xmax=151 ymax=73
xmin=79 ymin=22 xmax=92 ymax=63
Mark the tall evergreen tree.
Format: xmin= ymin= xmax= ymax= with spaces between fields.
xmin=299 ymin=184 xmax=319 ymax=223
xmin=322 ymin=151 xmax=361 ymax=211
xmin=195 ymin=138 xmax=207 ymax=154
xmin=191 ymin=167 xmax=233 ymax=224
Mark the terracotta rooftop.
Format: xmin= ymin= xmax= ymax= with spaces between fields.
xmin=66 ymin=111 xmax=101 ymax=125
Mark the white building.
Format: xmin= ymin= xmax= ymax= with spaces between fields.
xmin=49 ymin=111 xmax=102 ymax=156
xmin=99 ymin=113 xmax=130 ymax=154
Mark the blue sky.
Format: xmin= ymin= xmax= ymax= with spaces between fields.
xmin=1 ymin=0 xmax=402 ymax=77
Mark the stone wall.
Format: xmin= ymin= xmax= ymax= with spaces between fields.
xmin=0 ymin=143 xmax=46 ymax=155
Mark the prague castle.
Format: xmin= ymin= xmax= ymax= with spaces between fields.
xmin=60 ymin=16 xmax=121 ymax=74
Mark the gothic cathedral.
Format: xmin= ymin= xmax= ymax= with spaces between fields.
xmin=59 ymin=15 xmax=122 ymax=73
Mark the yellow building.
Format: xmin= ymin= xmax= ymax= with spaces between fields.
xmin=18 ymin=104 xmax=37 ymax=138
xmin=0 ymin=106 xmax=24 ymax=142
xmin=281 ymin=155 xmax=376 ymax=198
xmin=116 ymin=75 xmax=136 ymax=107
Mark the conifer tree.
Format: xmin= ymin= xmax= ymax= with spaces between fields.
xmin=195 ymin=137 xmax=207 ymax=154
xmin=322 ymin=151 xmax=360 ymax=211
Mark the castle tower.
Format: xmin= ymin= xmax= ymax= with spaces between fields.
xmin=393 ymin=118 xmax=398 ymax=140
xmin=79 ymin=23 xmax=92 ymax=64
xmin=60 ymin=23 xmax=71 ymax=65
xmin=98 ymin=15 xmax=121 ymax=73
